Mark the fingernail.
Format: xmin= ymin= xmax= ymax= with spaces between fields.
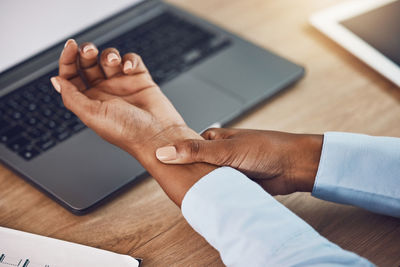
xmin=156 ymin=146 xmax=177 ymax=161
xmin=50 ymin=77 xmax=61 ymax=93
xmin=64 ymin=39 xmax=76 ymax=48
xmin=107 ymin=52 xmax=119 ymax=63
xmin=123 ymin=60 xmax=133 ymax=72
xmin=83 ymin=44 xmax=98 ymax=55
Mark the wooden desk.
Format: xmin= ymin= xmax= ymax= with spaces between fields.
xmin=1 ymin=0 xmax=399 ymax=266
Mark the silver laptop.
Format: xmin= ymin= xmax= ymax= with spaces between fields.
xmin=0 ymin=0 xmax=304 ymax=214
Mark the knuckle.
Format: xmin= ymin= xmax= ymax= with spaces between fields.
xmin=190 ymin=141 xmax=201 ymax=160
xmin=203 ymin=128 xmax=219 ymax=139
xmin=130 ymin=53 xmax=141 ymax=60
xmin=182 ymin=140 xmax=201 ymax=160
xmin=131 ymin=53 xmax=147 ymax=69
xmin=201 ymin=129 xmax=212 ymax=137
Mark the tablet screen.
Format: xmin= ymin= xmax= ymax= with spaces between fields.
xmin=340 ymin=1 xmax=400 ymax=67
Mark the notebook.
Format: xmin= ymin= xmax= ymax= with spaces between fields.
xmin=0 ymin=226 xmax=141 ymax=267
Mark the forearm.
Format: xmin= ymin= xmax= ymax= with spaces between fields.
xmin=127 ymin=126 xmax=217 ymax=206
xmin=182 ymin=167 xmax=373 ymax=266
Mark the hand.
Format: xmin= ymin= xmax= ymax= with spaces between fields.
xmin=52 ymin=39 xmax=188 ymax=154
xmin=155 ymin=128 xmax=323 ymax=195
xmin=51 ymin=39 xmax=215 ymax=206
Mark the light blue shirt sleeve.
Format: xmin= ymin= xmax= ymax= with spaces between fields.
xmin=182 ymin=167 xmax=373 ymax=266
xmin=312 ymin=132 xmax=400 ymax=217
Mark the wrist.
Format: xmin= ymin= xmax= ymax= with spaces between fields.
xmin=128 ymin=124 xmax=201 ymax=163
xmin=290 ymin=134 xmax=323 ymax=193
xmin=125 ymin=124 xmax=216 ymax=206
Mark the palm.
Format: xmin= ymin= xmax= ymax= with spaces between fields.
xmin=57 ymin=40 xmax=185 ymax=149
xmin=88 ymin=77 xmax=184 ymax=125
xmin=86 ymin=84 xmax=184 ymax=147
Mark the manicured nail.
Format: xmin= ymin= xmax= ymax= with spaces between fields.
xmin=64 ymin=39 xmax=76 ymax=48
xmin=107 ymin=52 xmax=119 ymax=63
xmin=50 ymin=77 xmax=61 ymax=93
xmin=83 ymin=44 xmax=98 ymax=55
xmin=156 ymin=146 xmax=177 ymax=161
xmin=123 ymin=60 xmax=133 ymax=72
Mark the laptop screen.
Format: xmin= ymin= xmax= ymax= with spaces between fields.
xmin=0 ymin=0 xmax=144 ymax=74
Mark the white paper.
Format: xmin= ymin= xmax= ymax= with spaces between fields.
xmin=0 ymin=226 xmax=139 ymax=267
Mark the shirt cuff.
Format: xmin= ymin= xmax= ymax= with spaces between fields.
xmin=312 ymin=132 xmax=400 ymax=217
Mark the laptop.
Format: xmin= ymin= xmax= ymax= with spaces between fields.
xmin=0 ymin=0 xmax=304 ymax=214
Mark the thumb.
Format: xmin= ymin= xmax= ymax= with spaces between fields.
xmin=155 ymin=139 xmax=230 ymax=165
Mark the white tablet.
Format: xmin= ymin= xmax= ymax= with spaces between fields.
xmin=310 ymin=0 xmax=400 ymax=87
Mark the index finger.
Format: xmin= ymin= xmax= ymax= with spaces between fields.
xmin=58 ymin=39 xmax=86 ymax=91
xmin=201 ymin=128 xmax=238 ymax=140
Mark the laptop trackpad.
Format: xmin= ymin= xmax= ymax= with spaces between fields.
xmin=162 ymin=74 xmax=243 ymax=132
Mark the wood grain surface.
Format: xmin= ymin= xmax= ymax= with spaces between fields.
xmin=1 ymin=0 xmax=399 ymax=266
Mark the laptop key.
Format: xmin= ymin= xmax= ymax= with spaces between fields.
xmin=0 ymin=125 xmax=24 ymax=143
xmin=25 ymin=116 xmax=38 ymax=126
xmin=19 ymin=146 xmax=40 ymax=160
xmin=6 ymin=99 xmax=20 ymax=110
xmin=0 ymin=119 xmax=10 ymax=130
xmin=37 ymin=82 xmax=51 ymax=93
xmin=38 ymin=138 xmax=56 ymax=151
xmin=61 ymin=111 xmax=73 ymax=120
xmin=27 ymin=103 xmax=38 ymax=111
xmin=55 ymin=98 xmax=65 ymax=108
xmin=208 ymin=36 xmax=228 ymax=49
xmin=27 ymin=127 xmax=45 ymax=139
xmin=55 ymin=130 xmax=71 ymax=141
xmin=42 ymin=94 xmax=52 ymax=104
xmin=183 ymin=49 xmax=201 ymax=64
xmin=7 ymin=136 xmax=30 ymax=151
xmin=46 ymin=120 xmax=58 ymax=129
xmin=69 ymin=120 xmax=86 ymax=132
xmin=41 ymin=107 xmax=53 ymax=117
xmin=11 ymin=111 xmax=23 ymax=120
xmin=22 ymin=90 xmax=35 ymax=101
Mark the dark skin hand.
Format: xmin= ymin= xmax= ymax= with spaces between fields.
xmin=155 ymin=128 xmax=324 ymax=195
xmin=51 ymin=39 xmax=216 ymax=207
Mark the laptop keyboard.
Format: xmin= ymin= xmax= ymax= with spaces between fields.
xmin=99 ymin=12 xmax=231 ymax=84
xmin=0 ymin=12 xmax=231 ymax=161
xmin=0 ymin=69 xmax=86 ymax=160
